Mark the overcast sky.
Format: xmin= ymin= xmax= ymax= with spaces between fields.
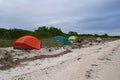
xmin=0 ymin=0 xmax=120 ymax=35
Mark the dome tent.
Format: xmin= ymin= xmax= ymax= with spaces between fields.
xmin=96 ymin=37 xmax=102 ymax=41
xmin=96 ymin=37 xmax=102 ymax=43
xmin=52 ymin=36 xmax=71 ymax=45
xmin=68 ymin=36 xmax=79 ymax=43
xmin=14 ymin=35 xmax=42 ymax=50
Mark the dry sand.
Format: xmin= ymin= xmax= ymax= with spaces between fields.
xmin=0 ymin=40 xmax=120 ymax=80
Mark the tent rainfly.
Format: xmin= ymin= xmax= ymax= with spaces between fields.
xmin=13 ymin=35 xmax=42 ymax=50
xmin=52 ymin=36 xmax=71 ymax=45
xmin=68 ymin=36 xmax=79 ymax=43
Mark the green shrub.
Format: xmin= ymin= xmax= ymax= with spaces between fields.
xmin=0 ymin=39 xmax=14 ymax=47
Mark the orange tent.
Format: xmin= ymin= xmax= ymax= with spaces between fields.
xmin=13 ymin=36 xmax=42 ymax=50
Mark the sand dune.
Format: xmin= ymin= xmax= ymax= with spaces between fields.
xmin=0 ymin=40 xmax=120 ymax=80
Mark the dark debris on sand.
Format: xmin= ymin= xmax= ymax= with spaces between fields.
xmin=0 ymin=49 xmax=72 ymax=70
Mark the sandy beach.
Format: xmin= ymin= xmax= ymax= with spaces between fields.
xmin=0 ymin=40 xmax=120 ymax=80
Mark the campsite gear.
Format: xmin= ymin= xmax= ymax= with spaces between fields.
xmin=68 ymin=36 xmax=80 ymax=43
xmin=77 ymin=38 xmax=81 ymax=43
xmin=96 ymin=37 xmax=102 ymax=43
xmin=14 ymin=35 xmax=42 ymax=50
xmin=52 ymin=36 xmax=71 ymax=45
xmin=42 ymin=45 xmax=47 ymax=48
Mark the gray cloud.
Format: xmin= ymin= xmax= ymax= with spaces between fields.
xmin=0 ymin=0 xmax=120 ymax=35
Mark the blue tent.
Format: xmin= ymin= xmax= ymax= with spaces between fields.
xmin=52 ymin=36 xmax=71 ymax=45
